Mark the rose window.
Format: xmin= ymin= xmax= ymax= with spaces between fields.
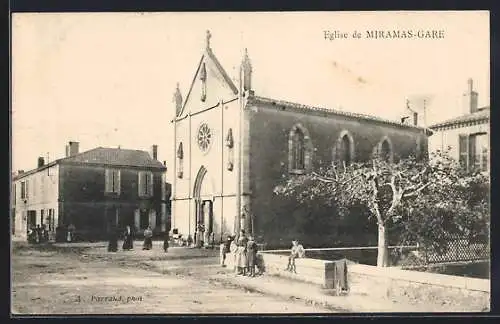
xmin=197 ymin=123 xmax=212 ymax=152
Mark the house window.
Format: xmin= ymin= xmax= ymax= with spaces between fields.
xmin=138 ymin=171 xmax=154 ymax=197
xmin=40 ymin=209 xmax=44 ymax=225
xmin=460 ymin=133 xmax=488 ymax=172
xmin=21 ymin=181 xmax=27 ymax=199
xmin=13 ymin=183 xmax=16 ymax=204
xmin=105 ymin=169 xmax=121 ymax=194
xmin=177 ymin=142 xmax=184 ymax=178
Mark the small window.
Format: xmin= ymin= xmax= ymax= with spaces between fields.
xmin=21 ymin=181 xmax=27 ymax=199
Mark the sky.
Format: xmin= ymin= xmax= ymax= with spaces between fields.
xmin=11 ymin=11 xmax=490 ymax=182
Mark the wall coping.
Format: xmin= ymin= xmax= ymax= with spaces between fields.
xmin=349 ymin=263 xmax=490 ymax=292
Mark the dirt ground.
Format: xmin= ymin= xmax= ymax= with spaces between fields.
xmin=11 ymin=241 xmax=332 ymax=315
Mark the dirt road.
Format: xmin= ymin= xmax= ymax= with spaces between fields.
xmin=12 ymin=242 xmax=333 ymax=314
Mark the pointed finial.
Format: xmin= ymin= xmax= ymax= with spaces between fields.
xmin=206 ymin=30 xmax=212 ymax=49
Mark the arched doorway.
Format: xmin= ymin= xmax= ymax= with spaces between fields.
xmin=193 ymin=166 xmax=214 ymax=247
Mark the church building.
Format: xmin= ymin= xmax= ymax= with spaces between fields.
xmin=170 ymin=31 xmax=432 ymax=247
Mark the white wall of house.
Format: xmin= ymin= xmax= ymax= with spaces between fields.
xmin=12 ymin=164 xmax=59 ymax=241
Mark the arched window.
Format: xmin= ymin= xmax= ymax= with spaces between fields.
xmin=339 ymin=135 xmax=352 ymax=166
xmin=288 ymin=124 xmax=312 ymax=174
xmin=333 ymin=130 xmax=355 ymax=169
xmin=374 ymin=136 xmax=393 ymax=163
xmin=380 ymin=140 xmax=391 ymax=162
xmin=292 ymin=129 xmax=305 ymax=170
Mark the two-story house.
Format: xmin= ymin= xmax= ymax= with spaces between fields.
xmin=11 ymin=141 xmax=169 ymax=242
xmin=429 ymin=79 xmax=489 ymax=173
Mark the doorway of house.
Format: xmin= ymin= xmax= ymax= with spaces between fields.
xmin=27 ymin=210 xmax=36 ymax=229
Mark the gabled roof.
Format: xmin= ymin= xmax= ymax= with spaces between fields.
xmin=178 ymin=47 xmax=239 ymax=117
xmin=247 ymin=95 xmax=433 ymax=135
xmin=429 ymin=107 xmax=490 ymax=130
xmin=14 ymin=147 xmax=166 ymax=180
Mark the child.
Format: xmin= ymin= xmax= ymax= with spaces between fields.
xmin=286 ymin=240 xmax=305 ymax=273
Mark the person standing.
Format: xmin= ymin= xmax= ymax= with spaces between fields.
xmin=235 ymin=230 xmax=248 ymax=275
xmin=143 ymin=226 xmax=153 ymax=250
xmin=35 ymin=225 xmax=41 ymax=244
xmin=107 ymin=227 xmax=118 ymax=252
xmin=220 ymin=235 xmax=232 ymax=267
xmin=246 ymin=235 xmax=257 ymax=277
xmin=122 ymin=225 xmax=134 ymax=251
xmin=163 ymin=232 xmax=170 ymax=253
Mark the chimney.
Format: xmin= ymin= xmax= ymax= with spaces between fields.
xmin=18 ymin=170 xmax=24 ymax=174
xmin=38 ymin=157 xmax=45 ymax=168
xmin=68 ymin=141 xmax=79 ymax=156
xmin=463 ymin=78 xmax=479 ymax=115
xmin=151 ymin=145 xmax=158 ymax=160
xmin=163 ymin=160 xmax=166 ymax=166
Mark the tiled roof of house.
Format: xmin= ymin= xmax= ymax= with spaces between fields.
xmin=429 ymin=107 xmax=490 ymax=130
xmin=248 ymin=95 xmax=433 ymax=135
xmin=61 ymin=147 xmax=166 ymax=169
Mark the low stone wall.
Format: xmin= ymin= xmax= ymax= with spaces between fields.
xmin=233 ymin=249 xmax=491 ymax=311
xmin=348 ymin=263 xmax=490 ymax=311
xmin=223 ymin=249 xmax=335 ymax=288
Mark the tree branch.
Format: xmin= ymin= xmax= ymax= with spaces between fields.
xmin=402 ymin=182 xmax=431 ymax=199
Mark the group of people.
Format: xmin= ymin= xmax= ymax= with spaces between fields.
xmin=107 ymin=225 xmax=170 ymax=253
xmin=221 ymin=229 xmax=259 ymax=277
xmin=220 ymin=232 xmax=306 ymax=277
xmin=27 ymin=225 xmax=49 ymax=244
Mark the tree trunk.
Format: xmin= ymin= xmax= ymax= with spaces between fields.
xmin=377 ymin=222 xmax=390 ymax=267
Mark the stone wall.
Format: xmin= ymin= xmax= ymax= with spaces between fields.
xmin=246 ymin=251 xmax=490 ymax=311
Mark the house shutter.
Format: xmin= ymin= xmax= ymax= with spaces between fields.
xmin=138 ymin=172 xmax=143 ymax=196
xmin=26 ymin=180 xmax=29 ymax=198
xmin=458 ymin=134 xmax=469 ymax=171
xmin=105 ymin=169 xmax=109 ymax=192
xmin=148 ymin=172 xmax=154 ymax=196
xmin=115 ymin=170 xmax=121 ymax=194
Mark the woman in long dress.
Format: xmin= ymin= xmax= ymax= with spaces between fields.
xmin=235 ymin=230 xmax=248 ymax=275
xmin=122 ymin=225 xmax=134 ymax=251
xmin=143 ymin=226 xmax=153 ymax=250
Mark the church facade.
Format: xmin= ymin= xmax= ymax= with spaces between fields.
xmin=170 ymin=31 xmax=431 ymax=247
